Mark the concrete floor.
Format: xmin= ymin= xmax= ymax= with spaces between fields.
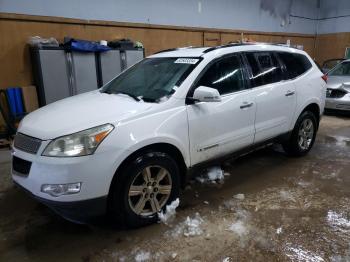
xmin=0 ymin=115 xmax=349 ymax=261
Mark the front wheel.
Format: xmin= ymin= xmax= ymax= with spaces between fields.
xmin=282 ymin=111 xmax=318 ymax=157
xmin=109 ymin=151 xmax=180 ymax=228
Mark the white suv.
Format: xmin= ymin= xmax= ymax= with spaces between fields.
xmin=12 ymin=43 xmax=326 ymax=226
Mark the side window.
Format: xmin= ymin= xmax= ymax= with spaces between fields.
xmin=277 ymin=52 xmax=312 ymax=79
xmin=246 ymin=52 xmax=283 ymax=87
xmin=196 ymin=55 xmax=246 ymax=95
xmin=246 ymin=53 xmax=264 ymax=87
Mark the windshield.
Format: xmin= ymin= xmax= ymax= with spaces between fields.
xmin=328 ymin=61 xmax=350 ymax=76
xmin=101 ymin=57 xmax=201 ymax=102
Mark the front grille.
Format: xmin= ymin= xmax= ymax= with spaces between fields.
xmin=14 ymin=133 xmax=42 ymax=154
xmin=12 ymin=156 xmax=32 ymax=176
xmin=327 ymin=89 xmax=347 ymax=98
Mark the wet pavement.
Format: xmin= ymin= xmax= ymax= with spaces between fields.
xmin=0 ymin=115 xmax=349 ymax=262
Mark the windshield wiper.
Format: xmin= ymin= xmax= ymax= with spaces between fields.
xmin=115 ymin=92 xmax=141 ymax=101
xmin=142 ymin=97 xmax=158 ymax=103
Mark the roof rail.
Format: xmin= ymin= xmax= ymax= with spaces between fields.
xmin=202 ymin=42 xmax=255 ymax=54
xmin=154 ymin=42 xmax=299 ymax=56
xmin=154 ymin=46 xmax=198 ymax=54
xmin=202 ymin=42 xmax=301 ymax=54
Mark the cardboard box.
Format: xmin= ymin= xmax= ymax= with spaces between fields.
xmin=21 ymin=85 xmax=39 ymax=113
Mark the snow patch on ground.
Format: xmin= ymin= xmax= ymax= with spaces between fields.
xmin=276 ymin=227 xmax=282 ymax=234
xmin=228 ymin=209 xmax=250 ymax=238
xmin=134 ymin=251 xmax=151 ymax=262
xmin=328 ymin=135 xmax=350 ymax=147
xmin=297 ymin=180 xmax=312 ymax=188
xmin=233 ymin=193 xmax=245 ymax=200
xmin=168 ymin=213 xmax=204 ymax=237
xmin=196 ymin=166 xmax=224 ymax=184
xmin=320 ymin=171 xmax=340 ymax=180
xmin=183 ymin=213 xmax=204 ymax=237
xmin=327 ymin=210 xmax=350 ymax=230
xmin=228 ymin=220 xmax=248 ymax=237
xmin=331 ymin=245 xmax=350 ymax=262
xmin=285 ymin=244 xmax=325 ymax=262
xmin=158 ymin=198 xmax=179 ymax=225
xmin=280 ymin=189 xmax=296 ymax=202
xmin=222 ymin=194 xmax=246 ymax=211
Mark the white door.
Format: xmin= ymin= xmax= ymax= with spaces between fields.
xmin=244 ymin=52 xmax=296 ymax=143
xmin=186 ymin=54 xmax=256 ymax=165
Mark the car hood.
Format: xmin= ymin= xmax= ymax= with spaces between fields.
xmin=327 ymin=76 xmax=350 ymax=90
xmin=19 ymin=91 xmax=153 ymax=140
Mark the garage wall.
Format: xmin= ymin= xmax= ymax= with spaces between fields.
xmin=0 ymin=13 xmax=316 ymax=90
xmin=315 ymin=0 xmax=350 ymax=64
xmin=318 ymin=0 xmax=350 ymax=34
xmin=0 ymin=0 xmax=321 ymax=90
xmin=0 ymin=0 xmax=318 ymax=34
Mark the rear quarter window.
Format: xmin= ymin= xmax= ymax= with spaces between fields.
xmin=277 ymin=52 xmax=312 ymax=79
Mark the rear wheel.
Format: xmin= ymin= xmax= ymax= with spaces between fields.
xmin=109 ymin=151 xmax=180 ymax=228
xmin=282 ymin=111 xmax=317 ymax=157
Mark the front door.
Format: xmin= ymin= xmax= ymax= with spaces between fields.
xmin=186 ymin=54 xmax=256 ymax=165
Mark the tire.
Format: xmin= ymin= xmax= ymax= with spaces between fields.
xmin=109 ymin=151 xmax=180 ymax=228
xmin=282 ymin=111 xmax=318 ymax=157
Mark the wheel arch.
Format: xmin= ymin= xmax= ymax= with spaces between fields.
xmin=292 ymin=101 xmax=321 ymax=131
xmin=108 ymin=142 xmax=188 ymax=201
xmin=301 ymin=103 xmax=321 ymax=128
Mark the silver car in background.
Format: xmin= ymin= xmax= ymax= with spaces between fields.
xmin=325 ymin=59 xmax=350 ymax=112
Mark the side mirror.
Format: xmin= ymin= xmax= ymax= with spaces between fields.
xmin=191 ymin=86 xmax=221 ymax=103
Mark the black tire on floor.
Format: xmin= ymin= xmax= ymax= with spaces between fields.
xmin=282 ymin=110 xmax=318 ymax=157
xmin=109 ymin=151 xmax=180 ymax=228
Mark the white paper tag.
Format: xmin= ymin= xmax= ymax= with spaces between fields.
xmin=175 ymin=58 xmax=199 ymax=64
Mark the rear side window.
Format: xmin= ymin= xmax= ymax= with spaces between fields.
xmin=196 ymin=55 xmax=246 ymax=95
xmin=277 ymin=52 xmax=312 ymax=79
xmin=245 ymin=52 xmax=283 ymax=87
xmin=245 ymin=53 xmax=264 ymax=87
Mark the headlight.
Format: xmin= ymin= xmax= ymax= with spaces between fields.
xmin=42 ymin=124 xmax=114 ymax=157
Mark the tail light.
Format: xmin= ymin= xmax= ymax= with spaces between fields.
xmin=321 ymin=74 xmax=328 ymax=83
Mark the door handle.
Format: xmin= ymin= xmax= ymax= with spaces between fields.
xmin=285 ymin=90 xmax=295 ymax=97
xmin=240 ymin=102 xmax=254 ymax=109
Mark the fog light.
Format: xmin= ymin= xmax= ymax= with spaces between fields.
xmin=41 ymin=182 xmax=81 ymax=197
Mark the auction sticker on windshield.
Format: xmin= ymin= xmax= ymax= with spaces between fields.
xmin=175 ymin=58 xmax=199 ymax=64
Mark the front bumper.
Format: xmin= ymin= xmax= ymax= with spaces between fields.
xmin=14 ymin=181 xmax=107 ymax=223
xmin=11 ymin=137 xmax=126 ymax=223
xmin=325 ymin=95 xmax=350 ymax=111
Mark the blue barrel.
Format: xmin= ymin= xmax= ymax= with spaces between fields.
xmin=6 ymin=88 xmax=17 ymax=117
xmin=14 ymin=88 xmax=24 ymax=116
xmin=6 ymin=87 xmax=24 ymax=118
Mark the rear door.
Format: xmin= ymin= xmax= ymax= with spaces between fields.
xmin=186 ymin=54 xmax=256 ymax=165
xmin=244 ymin=51 xmax=297 ymax=143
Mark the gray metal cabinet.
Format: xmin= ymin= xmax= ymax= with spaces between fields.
xmin=69 ymin=52 xmax=98 ymax=94
xmin=31 ymin=48 xmax=71 ymax=106
xmin=124 ymin=50 xmax=144 ymax=69
xmin=31 ymin=47 xmax=144 ymax=106
xmin=120 ymin=50 xmax=144 ymax=71
xmin=99 ymin=50 xmax=122 ymax=85
xmin=32 ymin=47 xmax=99 ymax=106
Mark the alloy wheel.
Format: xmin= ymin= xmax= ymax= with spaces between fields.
xmin=298 ymin=118 xmax=314 ymax=150
xmin=128 ymin=165 xmax=172 ymax=217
